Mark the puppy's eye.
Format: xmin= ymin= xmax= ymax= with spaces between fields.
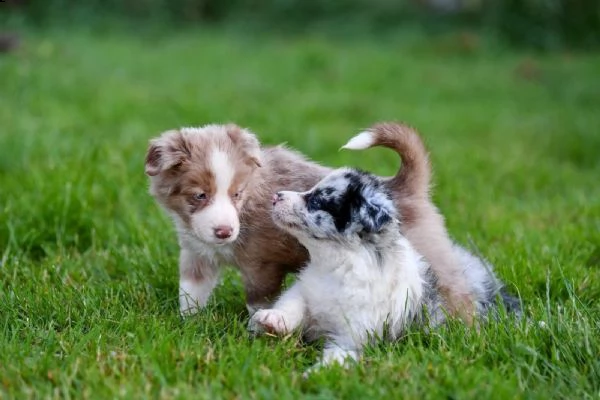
xmin=192 ymin=193 xmax=207 ymax=201
xmin=233 ymin=191 xmax=242 ymax=199
xmin=307 ymin=195 xmax=320 ymax=210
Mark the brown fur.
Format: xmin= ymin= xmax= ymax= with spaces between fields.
xmin=145 ymin=123 xmax=474 ymax=322
xmin=146 ymin=128 xmax=258 ymax=229
xmin=234 ymin=146 xmax=330 ymax=306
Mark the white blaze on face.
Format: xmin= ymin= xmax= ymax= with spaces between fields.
xmin=191 ymin=150 xmax=240 ymax=244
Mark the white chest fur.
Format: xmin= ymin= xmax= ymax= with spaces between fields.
xmin=249 ymin=235 xmax=431 ymax=372
xmin=172 ymin=213 xmax=236 ymax=265
xmin=299 ymin=237 xmax=427 ymax=344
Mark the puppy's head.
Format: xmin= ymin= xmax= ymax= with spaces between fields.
xmin=271 ymin=168 xmax=396 ymax=244
xmin=145 ymin=124 xmax=261 ymax=245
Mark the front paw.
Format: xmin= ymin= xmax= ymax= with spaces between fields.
xmin=179 ymin=295 xmax=204 ymax=317
xmin=250 ymin=309 xmax=291 ymax=336
xmin=180 ymin=303 xmax=201 ymax=317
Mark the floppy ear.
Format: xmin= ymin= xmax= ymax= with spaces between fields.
xmin=144 ymin=130 xmax=188 ymax=176
xmin=225 ymin=124 xmax=262 ymax=168
xmin=358 ymin=199 xmax=392 ymax=233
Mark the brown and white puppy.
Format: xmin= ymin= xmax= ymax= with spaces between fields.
xmin=145 ymin=124 xmax=327 ymax=315
xmin=145 ymin=122 xmax=476 ymax=322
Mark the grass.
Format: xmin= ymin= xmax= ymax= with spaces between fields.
xmin=1 ymin=26 xmax=599 ymax=399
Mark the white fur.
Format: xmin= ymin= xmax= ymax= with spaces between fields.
xmin=173 ymin=213 xmax=236 ymax=263
xmin=251 ymin=234 xmax=428 ymax=371
xmin=178 ymin=249 xmax=221 ymax=316
xmin=340 ymin=131 xmax=375 ymax=150
xmin=252 ymin=283 xmax=306 ymax=334
xmin=168 ymin=148 xmax=240 ymax=316
xmin=250 ymin=168 xmax=438 ymax=372
xmin=190 ymin=150 xmax=239 ymax=245
xmin=179 ymin=278 xmax=218 ymax=316
xmin=211 ymin=150 xmax=236 ymax=194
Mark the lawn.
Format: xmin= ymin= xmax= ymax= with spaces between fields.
xmin=1 ymin=27 xmax=599 ymax=399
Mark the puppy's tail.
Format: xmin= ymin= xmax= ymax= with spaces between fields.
xmin=341 ymin=122 xmax=431 ymax=198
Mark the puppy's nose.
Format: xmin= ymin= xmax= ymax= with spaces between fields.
xmin=213 ymin=225 xmax=233 ymax=239
xmin=272 ymin=192 xmax=283 ymax=206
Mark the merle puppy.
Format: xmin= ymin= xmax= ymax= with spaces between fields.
xmin=250 ymin=168 xmax=520 ymax=372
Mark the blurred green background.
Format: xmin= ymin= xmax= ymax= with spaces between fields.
xmin=3 ymin=0 xmax=600 ymax=49
xmin=1 ymin=1 xmax=599 ymax=398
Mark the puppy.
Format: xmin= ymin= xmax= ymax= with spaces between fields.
xmin=145 ymin=122 xmax=476 ymax=321
xmin=145 ymin=124 xmax=327 ymax=315
xmin=250 ymin=168 xmax=520 ymax=371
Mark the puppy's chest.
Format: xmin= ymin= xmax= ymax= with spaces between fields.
xmin=180 ymin=234 xmax=236 ymax=263
xmin=299 ymin=262 xmax=391 ymax=330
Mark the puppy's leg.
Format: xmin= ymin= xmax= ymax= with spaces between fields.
xmin=249 ymin=283 xmax=306 ymax=335
xmin=241 ymin=263 xmax=287 ymax=314
xmin=179 ymin=249 xmax=220 ymax=316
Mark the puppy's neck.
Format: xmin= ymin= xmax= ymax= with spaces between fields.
xmin=304 ymin=240 xmax=352 ymax=265
xmin=302 ymin=229 xmax=402 ymax=272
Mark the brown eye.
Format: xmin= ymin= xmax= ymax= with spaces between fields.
xmin=193 ymin=193 xmax=207 ymax=201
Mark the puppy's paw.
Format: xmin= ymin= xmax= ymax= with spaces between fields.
xmin=302 ymin=346 xmax=359 ymax=377
xmin=250 ymin=309 xmax=291 ymax=336
xmin=179 ymin=303 xmax=201 ymax=318
xmin=247 ymin=311 xmax=265 ymax=334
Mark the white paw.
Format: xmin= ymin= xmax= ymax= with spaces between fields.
xmin=323 ymin=346 xmax=358 ymax=366
xmin=179 ymin=295 xmax=203 ymax=317
xmin=250 ymin=309 xmax=291 ymax=335
xmin=179 ymin=304 xmax=201 ymax=317
xmin=179 ymin=279 xmax=210 ymax=317
xmin=246 ymin=302 xmax=272 ymax=316
xmin=303 ymin=347 xmax=359 ymax=377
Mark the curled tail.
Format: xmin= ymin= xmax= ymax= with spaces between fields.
xmin=342 ymin=122 xmax=431 ymax=198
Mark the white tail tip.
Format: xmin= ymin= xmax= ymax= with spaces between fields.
xmin=340 ymin=131 xmax=375 ymax=151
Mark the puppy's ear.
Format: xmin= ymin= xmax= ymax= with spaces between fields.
xmin=225 ymin=124 xmax=262 ymax=168
xmin=358 ymin=199 xmax=392 ymax=233
xmin=144 ymin=130 xmax=189 ymax=176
